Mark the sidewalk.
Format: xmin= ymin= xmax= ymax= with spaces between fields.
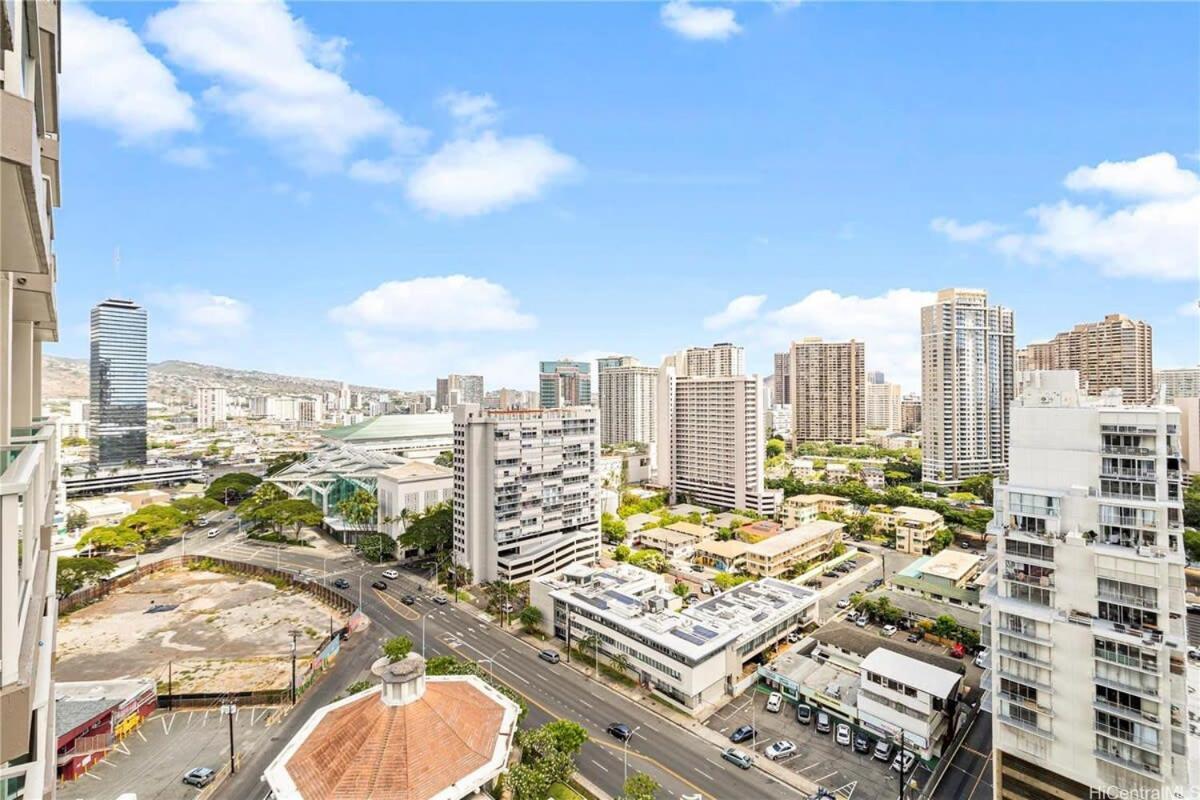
xmin=504 ymin=625 xmax=820 ymax=798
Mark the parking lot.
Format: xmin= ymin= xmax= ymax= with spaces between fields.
xmin=61 ymin=706 xmax=277 ymax=800
xmin=707 ymin=687 xmax=931 ymax=800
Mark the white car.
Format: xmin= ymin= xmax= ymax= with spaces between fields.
xmin=765 ymin=740 xmax=797 ymax=761
xmin=881 ymin=624 xmax=897 ymax=637
xmin=766 ymin=692 xmax=783 ymax=713
xmin=836 ymin=598 xmax=850 ymax=609
xmin=892 ymin=751 xmax=917 ymax=773
xmin=835 ymin=723 xmax=851 ymax=746
xmin=973 ymin=648 xmax=989 ymax=668
xmin=855 ymin=616 xmax=869 ymax=628
xmin=786 ymin=632 xmax=800 ymax=644
xmin=206 ymin=530 xmax=219 ymax=538
xmin=382 ymin=569 xmax=399 ymax=580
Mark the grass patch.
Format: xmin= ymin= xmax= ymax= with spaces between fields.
xmin=549 ymin=783 xmax=586 ymax=800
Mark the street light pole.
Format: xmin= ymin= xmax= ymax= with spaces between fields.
xmin=221 ymin=703 xmax=237 ymax=774
xmin=289 ymin=630 xmax=301 ymax=705
xmin=622 ymin=726 xmax=641 ymax=783
xmin=358 ymin=574 xmax=365 ymax=609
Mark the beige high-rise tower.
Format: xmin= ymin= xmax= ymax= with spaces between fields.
xmin=921 ymin=288 xmax=1014 ymax=486
xmin=788 ymin=338 xmax=866 ymax=446
xmin=1018 ymin=314 xmax=1153 ymax=405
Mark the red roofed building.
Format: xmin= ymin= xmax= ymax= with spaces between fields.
xmin=263 ymin=654 xmax=519 ymax=800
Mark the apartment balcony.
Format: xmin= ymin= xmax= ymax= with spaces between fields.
xmin=996 ymin=646 xmax=1053 ymax=669
xmin=1099 ymin=466 xmax=1157 ymax=481
xmin=1092 ymin=747 xmax=1162 ymax=780
xmin=996 ymin=711 xmax=1054 ymax=740
xmin=1093 ymin=673 xmax=1160 ymax=700
xmin=1101 ymin=445 xmax=1155 ymax=456
xmin=1003 ymin=568 xmax=1055 ymax=588
xmin=1096 ymin=590 xmax=1158 ymax=612
xmin=1092 ymin=697 xmax=1159 ymax=726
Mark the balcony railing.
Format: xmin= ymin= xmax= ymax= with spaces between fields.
xmin=1099 ymin=467 xmax=1157 ymax=481
xmin=1092 ymin=747 xmax=1161 ymax=778
xmin=1100 ymin=445 xmax=1154 ymax=456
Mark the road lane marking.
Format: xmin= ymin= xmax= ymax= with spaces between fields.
xmin=590 ymin=759 xmax=610 ymax=773
xmin=694 ymin=768 xmax=715 ymax=781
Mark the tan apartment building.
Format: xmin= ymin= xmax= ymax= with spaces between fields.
xmin=869 ymin=505 xmax=946 ymax=554
xmin=788 ymin=338 xmax=866 ymax=446
xmin=780 ymin=494 xmax=853 ymax=528
xmin=921 ymin=288 xmax=1014 ymax=487
xmin=694 ymin=520 xmax=844 ymax=577
xmin=2 ymin=1 xmax=62 ymax=797
xmin=865 ymin=380 xmax=902 ymax=431
xmin=1019 ymin=314 xmax=1153 ymax=405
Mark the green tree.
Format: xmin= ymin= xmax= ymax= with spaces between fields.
xmin=613 ymin=543 xmax=631 ymax=562
xmin=765 ymin=438 xmax=786 ymax=458
xmin=623 ymin=772 xmax=660 ymax=800
xmin=959 ymin=474 xmax=995 ymax=505
xmin=628 ymin=549 xmax=667 ymax=573
xmin=208 ymin=472 xmax=263 ymax=504
xmin=930 ymin=528 xmax=954 ymax=554
xmin=123 ymin=505 xmax=187 ymax=542
xmin=382 ymin=635 xmax=413 ymax=662
xmin=713 ymin=572 xmax=750 ymax=591
xmin=672 ymin=581 xmax=690 ymax=598
xmin=932 ymin=614 xmax=958 ymax=639
xmin=483 ymin=581 xmax=520 ymax=618
xmin=269 ymin=499 xmax=324 ymax=540
xmin=76 ymin=525 xmax=143 ymax=554
xmin=66 ymin=508 xmax=89 ymax=533
xmin=56 ymin=557 xmax=117 ymax=596
xmin=335 ymin=488 xmax=379 ymax=541
xmin=171 ymin=496 xmax=224 ymax=525
xmin=518 ymin=605 xmax=544 ymax=633
xmin=601 ymin=512 xmax=628 ymax=544
xmin=609 ymin=652 xmax=631 ymax=679
xmin=398 ymin=502 xmax=453 ymax=554
xmin=538 ymin=720 xmax=588 ymax=757
xmin=344 ymin=680 xmax=372 ymax=697
xmin=434 ymin=450 xmax=454 ymax=467
xmin=357 ymin=532 xmax=396 ymax=563
xmin=61 ymin=435 xmax=89 ymax=447
xmin=265 ymin=452 xmax=305 ymax=476
xmin=1185 ymin=529 xmax=1200 ymax=563
xmin=1183 ymin=482 xmax=1200 ymax=528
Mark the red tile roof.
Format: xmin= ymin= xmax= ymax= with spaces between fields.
xmin=283 ymin=680 xmax=507 ymax=800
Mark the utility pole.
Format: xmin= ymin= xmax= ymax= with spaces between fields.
xmin=289 ymin=629 xmax=301 ymax=704
xmin=167 ymin=661 xmax=172 ymax=711
xmin=221 ymin=702 xmax=237 ymax=774
xmin=565 ymin=606 xmax=572 ymax=664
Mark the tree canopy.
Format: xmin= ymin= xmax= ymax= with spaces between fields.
xmin=57 ymin=557 xmax=117 ymax=596
xmin=335 ymin=488 xmax=379 ymax=529
xmin=265 ymin=452 xmax=306 ymax=476
xmin=171 ymin=496 xmax=224 ymax=524
xmin=397 ymin=502 xmax=452 ymax=554
xmin=206 ymin=472 xmax=262 ymax=504
xmin=382 ymin=635 xmax=413 ymax=662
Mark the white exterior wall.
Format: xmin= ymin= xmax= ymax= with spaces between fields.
xmin=196 ymin=386 xmax=228 ymax=429
xmin=598 ymin=364 xmax=657 ymax=446
xmin=377 ymin=473 xmax=453 ymax=542
xmin=865 ymin=382 xmax=903 ymax=431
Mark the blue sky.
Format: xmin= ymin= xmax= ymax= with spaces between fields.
xmin=55 ymin=1 xmax=1199 ymax=393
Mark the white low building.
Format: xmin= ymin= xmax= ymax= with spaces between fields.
xmin=375 ymin=462 xmax=453 ymax=548
xmin=529 ymin=564 xmax=819 ymax=713
xmin=857 ymin=648 xmax=963 ymax=760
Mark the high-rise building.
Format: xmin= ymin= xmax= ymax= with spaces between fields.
xmin=196 ymin=386 xmax=228 ymax=430
xmin=597 ymin=357 xmax=657 ymax=446
xmin=920 ymin=288 xmax=1014 ymax=486
xmin=656 ymin=344 xmax=778 ymax=514
xmin=1018 ymin=314 xmax=1154 ymax=405
xmin=865 ymin=381 xmax=903 ymax=431
xmin=788 ymin=338 xmax=866 ymax=445
xmin=538 ymin=360 xmax=591 ymax=408
xmin=868 ymin=370 xmax=885 ymax=384
xmin=985 ymin=371 xmax=1193 ymax=799
xmin=1154 ymin=366 xmax=1200 ymax=402
xmin=436 ymin=374 xmax=484 ymax=411
xmin=1 ymin=2 xmax=61 ymax=795
xmin=772 ymin=351 xmax=791 ymax=405
xmin=453 ymin=405 xmax=601 ymax=583
xmin=900 ymin=394 xmax=922 ymax=434
xmin=339 ymin=381 xmax=350 ymax=411
xmin=89 ymin=298 xmax=148 ymax=467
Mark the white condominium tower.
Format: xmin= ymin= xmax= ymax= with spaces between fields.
xmin=196 ymin=386 xmax=228 ymax=429
xmin=1153 ymin=367 xmax=1200 ymax=403
xmin=452 ymin=405 xmax=601 ymax=583
xmin=597 ymin=356 xmax=657 ymax=446
xmin=656 ymin=343 xmax=778 ymax=514
xmin=1 ymin=1 xmax=62 ymax=796
xmin=985 ymin=371 xmax=1193 ymax=800
xmin=788 ymin=337 xmax=866 ymax=445
xmin=865 ymin=381 xmax=903 ymax=431
xmin=921 ymin=287 xmax=1014 ymax=486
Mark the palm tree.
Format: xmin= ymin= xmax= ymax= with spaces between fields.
xmin=609 ymin=652 xmax=631 ymax=679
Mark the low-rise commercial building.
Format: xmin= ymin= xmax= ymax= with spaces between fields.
xmin=530 ymin=564 xmax=818 ymax=713
xmin=634 ymin=527 xmax=695 ymax=559
xmin=857 ymin=649 xmax=963 ymax=760
xmin=375 ymin=461 xmax=454 ymax=547
xmin=869 ymin=505 xmax=945 ymax=554
xmin=891 ymin=550 xmax=985 ymax=609
xmin=693 ymin=520 xmax=843 ymax=577
xmin=55 ymin=680 xmax=156 ymax=783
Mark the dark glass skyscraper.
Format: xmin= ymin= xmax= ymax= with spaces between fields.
xmin=90 ymin=298 xmax=148 ymax=466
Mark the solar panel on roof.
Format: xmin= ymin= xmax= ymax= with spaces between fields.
xmin=693 ymin=625 xmax=721 ymax=640
xmin=752 ymin=611 xmax=768 ymax=622
xmin=671 ymin=628 xmax=708 ymax=646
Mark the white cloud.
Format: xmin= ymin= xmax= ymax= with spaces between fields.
xmin=929 ymin=217 xmax=1003 ymax=243
xmin=1063 ymin=152 xmax=1200 ymax=200
xmin=60 ymin=3 xmax=197 ymax=142
xmin=703 ymin=295 xmax=767 ymax=330
xmin=1176 ymin=300 xmax=1199 ymax=318
xmin=407 ymin=132 xmax=578 ymax=216
xmin=329 ymin=275 xmax=536 ymax=332
xmin=439 ymin=90 xmax=500 ymax=132
xmin=164 ymin=146 xmax=211 ymax=168
xmin=145 ymin=0 xmax=424 ymax=171
xmin=661 ymin=1 xmax=742 ymax=41
xmin=712 ymin=288 xmax=936 ymax=392
xmin=348 ymin=157 xmax=407 ymax=185
xmin=936 ymin=153 xmax=1200 ymax=281
xmin=148 ymin=290 xmax=252 ymax=347
xmin=340 ymin=332 xmax=537 ymax=390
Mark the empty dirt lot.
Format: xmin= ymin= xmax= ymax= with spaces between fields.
xmin=57 ymin=566 xmax=346 ymax=693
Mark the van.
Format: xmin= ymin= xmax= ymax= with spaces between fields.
xmin=815 ymin=711 xmax=831 ymax=734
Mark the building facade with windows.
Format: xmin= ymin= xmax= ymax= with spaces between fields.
xmin=984 ymin=371 xmax=1193 ymax=800
xmin=1153 ymin=367 xmax=1200 ymax=402
xmin=788 ymin=338 xmax=866 ymax=445
xmin=865 ymin=381 xmax=903 ymax=432
xmin=2 ymin=2 xmax=62 ymax=795
xmin=857 ymin=649 xmax=962 ymax=761
xmin=453 ymin=405 xmax=601 ymax=583
xmin=921 ymin=288 xmax=1014 ymax=487
xmin=195 ymin=386 xmax=227 ymax=430
xmin=1019 ymin=314 xmax=1154 ymax=405
xmin=538 ymin=360 xmax=591 ymax=408
xmin=89 ymin=299 xmax=148 ymax=467
xmin=436 ymin=374 xmax=484 ymax=411
xmin=597 ymin=357 xmax=657 ymax=446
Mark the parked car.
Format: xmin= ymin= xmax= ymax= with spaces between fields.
xmin=538 ymin=649 xmax=560 ymax=664
xmin=401 ymin=594 xmax=416 ymax=605
xmin=729 ymin=724 xmax=756 ymax=743
xmin=765 ymin=740 xmax=797 ymax=761
xmin=606 ymin=723 xmax=633 ymax=741
xmin=371 ymin=580 xmax=388 ymax=590
xmin=823 ymin=571 xmax=838 ymax=578
xmin=796 ymin=704 xmax=813 ymax=725
xmin=835 ymin=723 xmax=851 ymax=746
xmin=853 ymin=733 xmax=871 ymax=754
xmin=333 ymin=578 xmax=350 ymax=590
xmin=766 ymin=692 xmax=783 ymax=713
xmin=836 ymin=598 xmax=850 ymax=609
xmin=873 ymin=740 xmax=894 ymax=761
xmin=950 ymin=642 xmax=966 ymax=658
xmin=182 ymin=768 xmax=215 ymax=788
xmin=786 ymin=632 xmax=800 ymax=644
xmin=690 ymin=564 xmax=705 ymax=572
xmin=845 ymin=611 xmax=858 ymax=623
xmin=721 ymin=747 xmax=754 ymax=770
xmin=815 ymin=712 xmax=831 ymax=734
xmin=973 ymin=648 xmax=989 ymax=668
xmin=881 ymin=624 xmax=897 ymax=637
xmin=892 ymin=751 xmax=917 ymax=774
xmin=382 ymin=569 xmax=399 ymax=579
xmin=906 ymin=632 xmax=922 ymax=643
xmin=206 ymin=530 xmax=219 ymax=538
xmin=855 ymin=616 xmax=869 ymax=628
xmin=432 ymin=595 xmax=449 ymax=605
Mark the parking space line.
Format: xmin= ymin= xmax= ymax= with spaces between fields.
xmin=814 ymin=771 xmax=838 ymax=782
